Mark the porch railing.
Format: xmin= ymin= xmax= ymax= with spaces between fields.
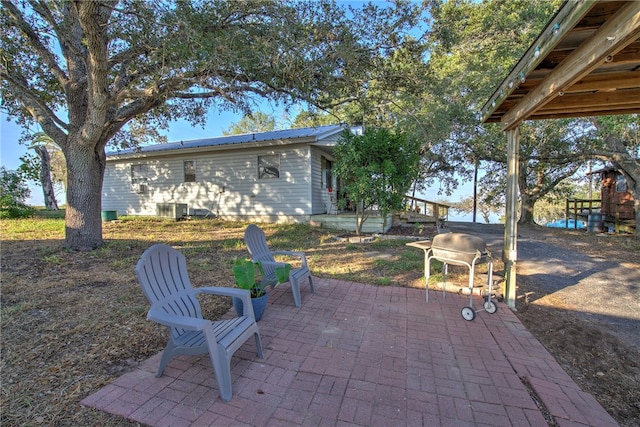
xmin=399 ymin=196 xmax=451 ymax=228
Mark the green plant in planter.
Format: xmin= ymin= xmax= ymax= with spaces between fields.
xmin=232 ymin=258 xmax=291 ymax=298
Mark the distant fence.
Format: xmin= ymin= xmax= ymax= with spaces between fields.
xmin=565 ymin=199 xmax=602 ymax=228
xmin=566 ymin=198 xmax=635 ymax=233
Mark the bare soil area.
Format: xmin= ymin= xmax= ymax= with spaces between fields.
xmin=1 ymin=218 xmax=638 ymax=426
xmin=502 ymin=223 xmax=640 ymax=426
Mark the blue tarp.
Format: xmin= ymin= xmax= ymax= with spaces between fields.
xmin=545 ymin=219 xmax=586 ymax=229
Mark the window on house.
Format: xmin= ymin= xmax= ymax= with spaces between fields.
xmin=616 ymin=174 xmax=627 ymax=192
xmin=131 ymin=164 xmax=148 ymax=192
xmin=258 ymin=155 xmax=280 ymax=179
xmin=184 ymin=160 xmax=196 ymax=182
xmin=322 ymin=158 xmax=333 ymax=190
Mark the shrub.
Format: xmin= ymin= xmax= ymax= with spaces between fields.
xmin=0 ymin=205 xmax=35 ymax=219
xmin=0 ymin=167 xmax=34 ymax=219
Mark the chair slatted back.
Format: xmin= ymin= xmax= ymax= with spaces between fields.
xmin=136 ymin=244 xmax=203 ymax=338
xmin=244 ymin=224 xmax=278 ymax=279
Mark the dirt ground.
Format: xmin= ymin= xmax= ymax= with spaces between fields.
xmin=1 ymin=218 xmax=639 ymax=426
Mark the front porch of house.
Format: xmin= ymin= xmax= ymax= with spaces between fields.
xmin=310 ymin=196 xmax=451 ymax=234
xmin=310 ymin=213 xmax=394 ymax=234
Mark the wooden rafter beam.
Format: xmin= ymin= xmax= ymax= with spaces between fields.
xmin=564 ymin=70 xmax=640 ymax=93
xmin=514 ymin=70 xmax=640 ymax=95
xmin=501 ymin=1 xmax=640 ymax=130
xmin=527 ymin=108 xmax=640 ymax=120
xmin=541 ymin=88 xmax=640 ymax=111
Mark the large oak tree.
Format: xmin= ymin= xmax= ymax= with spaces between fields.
xmin=1 ymin=0 xmax=424 ymax=250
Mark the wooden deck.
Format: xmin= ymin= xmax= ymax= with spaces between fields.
xmin=311 ymin=196 xmax=451 ymax=234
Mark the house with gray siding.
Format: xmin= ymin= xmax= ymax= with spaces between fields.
xmin=102 ymin=125 xmax=350 ymax=223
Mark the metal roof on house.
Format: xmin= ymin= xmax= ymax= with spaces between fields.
xmin=107 ymin=124 xmax=346 ymax=157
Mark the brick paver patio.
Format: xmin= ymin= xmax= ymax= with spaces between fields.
xmin=81 ymin=278 xmax=618 ymax=426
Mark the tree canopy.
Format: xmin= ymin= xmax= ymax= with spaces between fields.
xmin=1 ymin=0 xmax=426 ymax=249
xmin=222 ymin=112 xmax=277 ymax=136
xmin=425 ymin=0 xmax=561 ymax=193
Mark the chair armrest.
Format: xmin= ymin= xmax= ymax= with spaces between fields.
xmin=195 ymin=287 xmax=253 ymax=311
xmin=147 ymin=309 xmax=209 ymax=330
xmin=194 ymin=286 xmax=250 ymax=299
xmin=194 ymin=287 xmax=256 ymax=320
xmin=271 ymin=250 xmax=305 ymax=260
xmin=270 ymin=251 xmax=308 ymax=268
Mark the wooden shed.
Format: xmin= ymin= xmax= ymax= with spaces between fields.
xmin=593 ymin=167 xmax=635 ymax=220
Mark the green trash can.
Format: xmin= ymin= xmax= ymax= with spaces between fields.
xmin=101 ymin=210 xmax=118 ymax=221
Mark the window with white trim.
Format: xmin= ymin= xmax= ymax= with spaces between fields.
xmin=258 ymin=154 xmax=280 ymax=179
xmin=131 ymin=164 xmax=148 ymax=192
xmin=184 ymin=160 xmax=196 ymax=182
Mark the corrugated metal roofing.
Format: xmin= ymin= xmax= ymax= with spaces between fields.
xmin=107 ymin=124 xmax=346 ymax=157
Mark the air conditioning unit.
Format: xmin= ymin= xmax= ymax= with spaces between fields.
xmin=156 ymin=203 xmax=188 ymax=220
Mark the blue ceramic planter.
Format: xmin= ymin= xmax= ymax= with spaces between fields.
xmin=233 ymin=292 xmax=268 ymax=321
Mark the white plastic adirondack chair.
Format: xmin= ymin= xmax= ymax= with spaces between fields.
xmin=135 ymin=244 xmax=264 ymax=402
xmin=244 ymin=224 xmax=314 ymax=307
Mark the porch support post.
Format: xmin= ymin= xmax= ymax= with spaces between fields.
xmin=503 ymin=127 xmax=520 ymax=309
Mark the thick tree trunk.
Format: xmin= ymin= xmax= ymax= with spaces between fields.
xmin=64 ymin=145 xmax=106 ymax=251
xmin=519 ymin=192 xmax=536 ymax=224
xmin=34 ymin=146 xmax=59 ymax=210
xmin=517 ymin=159 xmax=540 ymax=225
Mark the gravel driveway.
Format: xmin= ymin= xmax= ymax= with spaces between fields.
xmin=447 ymin=222 xmax=640 ymax=350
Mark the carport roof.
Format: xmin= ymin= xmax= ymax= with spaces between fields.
xmin=482 ymin=0 xmax=640 ymax=130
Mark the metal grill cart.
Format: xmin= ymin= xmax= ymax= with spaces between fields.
xmin=407 ymin=233 xmax=497 ymax=321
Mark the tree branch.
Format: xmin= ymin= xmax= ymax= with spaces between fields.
xmin=0 ymin=71 xmax=69 ymax=141
xmin=75 ymin=1 xmax=116 ymax=142
xmin=3 ymin=0 xmax=68 ymax=86
xmin=29 ymin=0 xmax=81 ymax=61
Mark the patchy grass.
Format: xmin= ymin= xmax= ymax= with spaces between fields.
xmin=0 ymin=217 xmax=432 ymax=426
xmin=1 ymin=216 xmax=638 ymax=426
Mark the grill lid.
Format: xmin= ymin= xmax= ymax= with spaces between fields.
xmin=431 ymin=233 xmax=487 ymax=265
